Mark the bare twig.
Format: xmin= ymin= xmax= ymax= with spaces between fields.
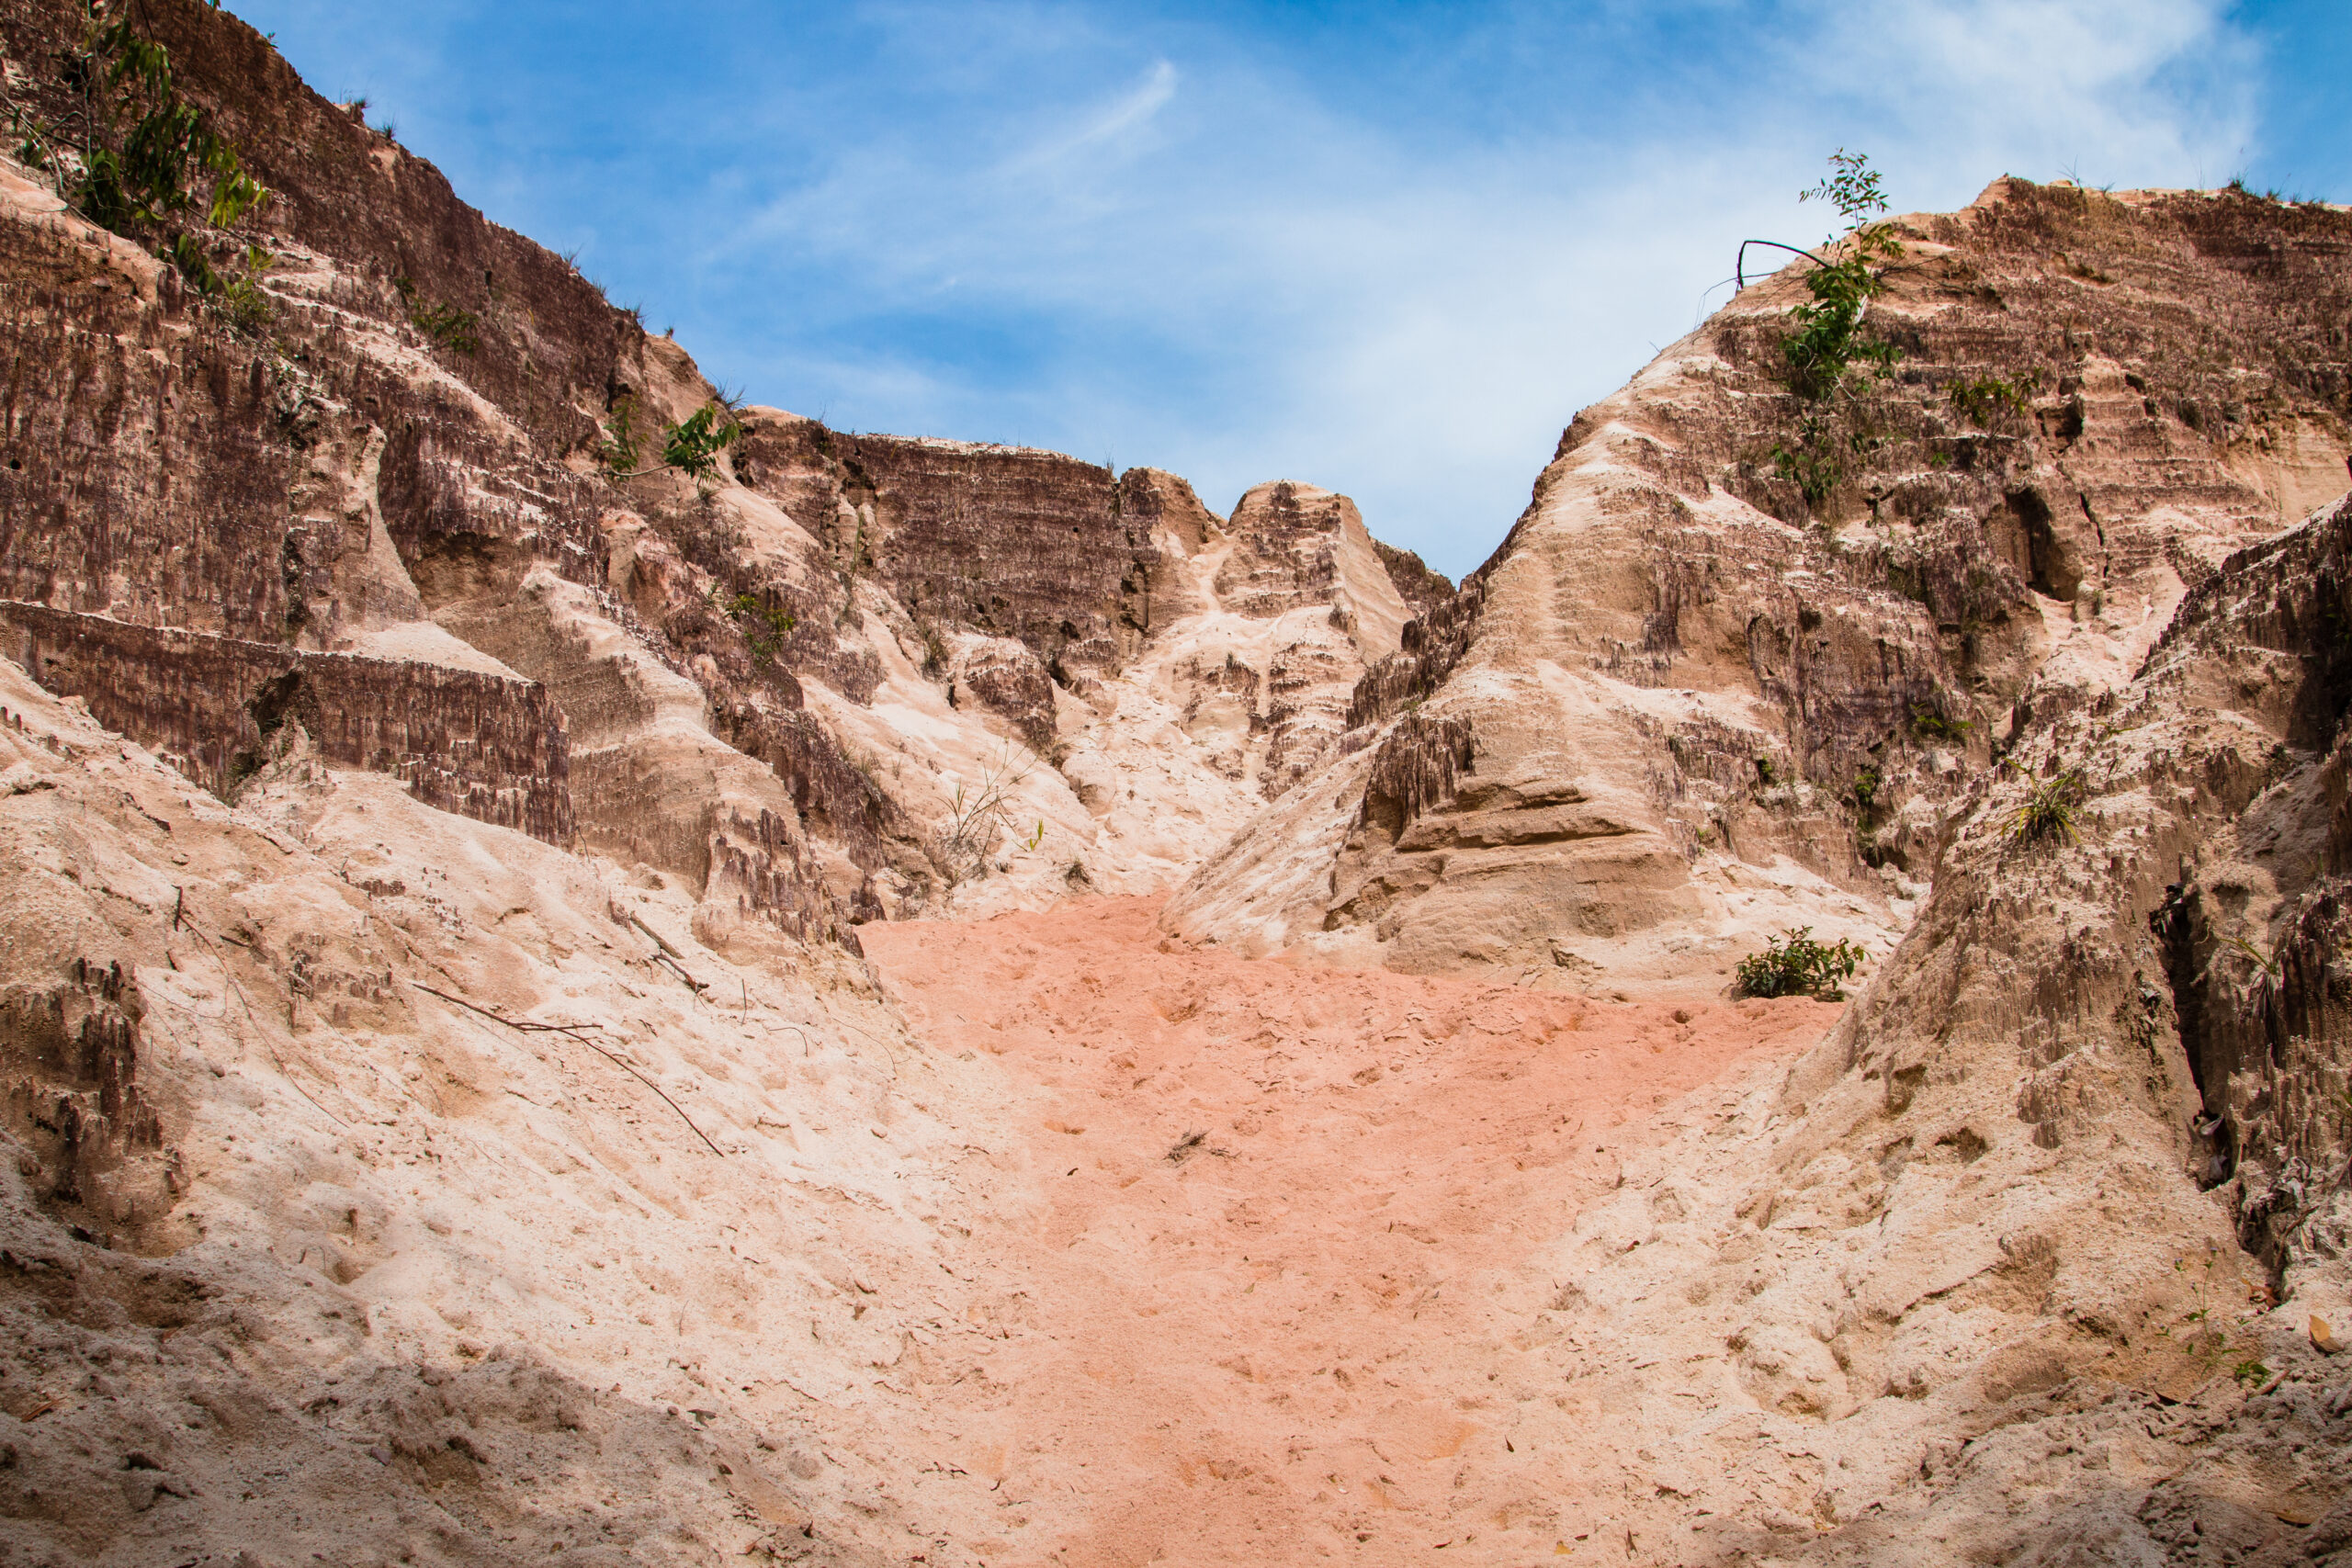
xmin=628 ymin=912 xmax=689 ymax=963
xmin=816 ymin=1002 xmax=899 ymax=1079
xmin=629 ymin=913 xmax=709 ymax=993
xmin=409 ymin=981 xmax=723 ymax=1156
xmin=931 ymin=743 xmax=1035 ymax=894
xmin=1734 ymin=237 xmax=1834 ymax=292
xmin=174 ymin=905 xmax=348 ymax=1127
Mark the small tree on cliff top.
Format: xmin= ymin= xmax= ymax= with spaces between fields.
xmin=1781 ymin=150 xmax=1902 ymax=399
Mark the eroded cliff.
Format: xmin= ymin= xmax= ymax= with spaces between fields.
xmin=1170 ymin=179 xmax=2352 ymax=995
xmin=1 ymin=3 xmax=2350 ymax=1564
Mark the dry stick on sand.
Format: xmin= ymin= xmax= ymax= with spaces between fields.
xmin=174 ymin=896 xmax=347 ymax=1128
xmin=628 ymin=913 xmax=709 ymax=996
xmin=410 ymin=981 xmax=724 ymax=1156
xmin=819 ymin=1004 xmax=900 ymax=1079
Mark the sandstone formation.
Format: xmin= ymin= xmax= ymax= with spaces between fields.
xmin=1170 ymin=180 xmax=2352 ymax=993
xmin=0 ymin=0 xmax=1414 ymax=950
xmin=2 ymin=0 xmax=2351 ymax=1563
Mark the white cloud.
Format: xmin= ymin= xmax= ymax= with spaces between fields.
xmin=1052 ymin=58 xmax=1179 ymax=157
xmin=682 ymin=0 xmax=2259 ymax=576
xmin=231 ymin=0 xmax=2278 ymax=570
xmin=283 ymin=0 xmax=2214 ymax=579
xmin=1809 ymin=0 xmax=2256 ymax=196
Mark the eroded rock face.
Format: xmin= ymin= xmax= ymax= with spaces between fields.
xmin=1170 ymin=180 xmax=2352 ymax=989
xmin=4 ymin=2 xmax=2351 ymax=1560
xmin=1607 ymin=489 xmax=2352 ymax=1565
xmin=0 ymin=0 xmax=1447 ymax=946
xmin=0 ymin=603 xmax=572 ymax=843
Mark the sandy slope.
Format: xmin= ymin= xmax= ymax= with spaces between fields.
xmin=862 ymin=899 xmax=1838 ymax=1563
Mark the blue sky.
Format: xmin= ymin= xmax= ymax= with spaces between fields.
xmin=229 ymin=1 xmax=2346 ymax=581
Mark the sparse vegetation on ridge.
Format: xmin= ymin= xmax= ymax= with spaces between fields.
xmin=6 ymin=0 xmax=2352 ymax=1549
xmin=1782 ymin=150 xmax=1904 ymax=400
xmin=1761 ymin=151 xmax=1906 ymax=513
xmin=596 ymin=398 xmax=742 ymax=486
xmin=6 ymin=1 xmax=272 ymax=311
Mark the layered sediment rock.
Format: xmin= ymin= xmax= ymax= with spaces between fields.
xmin=0 ymin=602 xmax=571 ymax=841
xmin=1539 ymin=489 xmax=2352 ymax=1564
xmin=4 ymin=0 xmax=2352 ymax=1559
xmin=1170 ymin=180 xmax=2352 ymax=989
xmin=0 ymin=0 xmax=1439 ymax=942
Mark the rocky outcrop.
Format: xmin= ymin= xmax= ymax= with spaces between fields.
xmin=9 ymin=6 xmax=2352 ymax=1560
xmin=1622 ymin=486 xmax=2352 ymax=1563
xmin=731 ymin=415 xmax=1170 ymax=687
xmin=0 ymin=955 xmax=165 ymax=1239
xmin=1371 ymin=536 xmax=1453 ymax=614
xmin=2098 ymin=494 xmax=2352 ymax=1277
xmin=1170 ymin=180 xmax=2352 ymax=987
xmin=1148 ymin=490 xmax=2352 ymax=1567
xmin=0 ymin=654 xmax=917 ymax=1561
xmin=0 ymin=602 xmax=571 ymax=842
xmin=0 ymin=0 xmax=1342 ymax=942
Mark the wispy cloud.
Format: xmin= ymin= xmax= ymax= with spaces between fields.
xmin=1027 ymin=57 xmax=1178 ymax=163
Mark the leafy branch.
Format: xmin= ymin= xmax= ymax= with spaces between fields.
xmin=9 ymin=3 xmax=274 ymax=312
xmin=712 ymin=584 xmax=797 ymax=660
xmin=1950 ymin=370 xmax=2041 ymax=428
xmin=598 ymin=398 xmax=741 ymax=486
xmin=662 ymin=405 xmax=740 ymax=479
xmin=394 ymin=275 xmax=480 ymax=355
xmin=1782 ymin=149 xmax=1903 ymax=400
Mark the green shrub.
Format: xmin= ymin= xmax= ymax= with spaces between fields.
xmin=1911 ymin=704 xmax=1971 ymax=742
xmin=1949 ymin=372 xmax=2039 ymax=428
xmin=662 ymin=405 xmax=740 ymax=479
xmin=716 ymin=587 xmax=796 ymax=659
xmin=598 ymin=394 xmax=643 ymax=473
xmin=394 ymin=276 xmax=480 ymax=355
xmin=211 ymin=243 xmax=275 ymax=336
xmin=597 ymin=400 xmax=741 ymax=484
xmin=1782 ymin=151 xmax=1903 ymax=400
xmin=2008 ymin=771 xmax=2083 ymax=844
xmin=1736 ymin=927 xmax=1867 ymax=1000
xmin=1781 ymin=250 xmax=1901 ymax=399
xmin=20 ymin=8 xmax=273 ymax=301
xmin=1853 ymin=764 xmax=1882 ymax=810
xmin=1772 ymin=434 xmax=1843 ymax=506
